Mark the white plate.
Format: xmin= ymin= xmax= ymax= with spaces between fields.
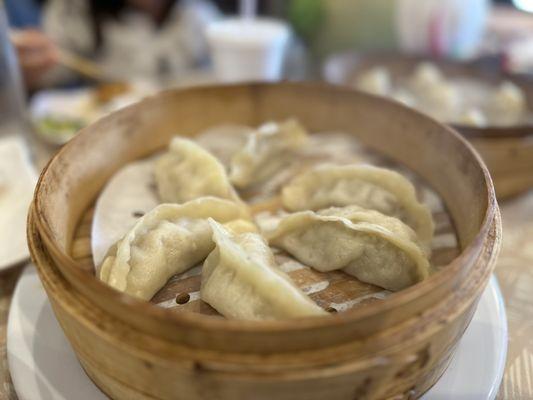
xmin=7 ymin=266 xmax=507 ymax=400
xmin=30 ymin=84 xmax=159 ymax=145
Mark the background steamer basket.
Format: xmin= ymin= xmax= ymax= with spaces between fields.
xmin=29 ymin=83 xmax=500 ymax=400
xmin=323 ymin=52 xmax=533 ymax=200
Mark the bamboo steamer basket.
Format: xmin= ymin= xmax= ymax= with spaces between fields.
xmin=28 ymin=82 xmax=501 ymax=400
xmin=324 ymin=52 xmax=533 ymax=199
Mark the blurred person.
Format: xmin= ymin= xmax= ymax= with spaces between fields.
xmin=4 ymin=0 xmax=41 ymax=28
xmin=10 ymin=29 xmax=59 ymax=90
xmin=11 ymin=0 xmax=219 ymax=88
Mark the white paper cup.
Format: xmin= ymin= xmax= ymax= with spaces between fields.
xmin=207 ymin=18 xmax=290 ymax=82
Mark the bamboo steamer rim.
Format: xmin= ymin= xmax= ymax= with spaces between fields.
xmin=31 ymin=81 xmax=498 ymax=333
xmin=324 ymin=51 xmax=533 ymax=138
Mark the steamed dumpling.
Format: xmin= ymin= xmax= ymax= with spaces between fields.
xmin=488 ymin=81 xmax=526 ymax=125
xmin=420 ymin=80 xmax=459 ymax=121
xmin=457 ymin=108 xmax=486 ymax=127
xmin=319 ymin=205 xmax=429 ymax=254
xmin=410 ymin=62 xmax=443 ymax=92
xmin=281 ymin=164 xmax=434 ymax=244
xmin=229 ymin=119 xmax=308 ymax=189
xmin=201 ymin=220 xmax=326 ymax=320
xmin=154 ymin=137 xmax=240 ymax=203
xmin=223 ymin=218 xmax=259 ymax=234
xmin=267 ymin=209 xmax=430 ymax=291
xmin=195 ymin=124 xmax=253 ymax=167
xmin=408 ymin=63 xmax=458 ymax=120
xmin=258 ymin=205 xmax=427 ymax=253
xmin=355 ymin=67 xmax=391 ymax=96
xmin=391 ymin=89 xmax=416 ymax=108
xmin=99 ymin=197 xmax=251 ymax=300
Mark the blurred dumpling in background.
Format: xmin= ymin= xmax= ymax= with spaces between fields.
xmin=348 ymin=60 xmax=530 ymax=128
xmin=457 ymin=107 xmax=486 ymax=127
xmin=420 ymin=80 xmax=460 ymax=121
xmin=355 ymin=66 xmax=391 ymax=96
xmin=390 ymin=88 xmax=416 ymax=108
xmin=487 ymin=81 xmax=526 ymax=126
xmin=409 ymin=63 xmax=459 ymax=121
xmin=410 ymin=62 xmax=443 ymax=92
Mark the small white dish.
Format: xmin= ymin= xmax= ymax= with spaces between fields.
xmin=30 ymin=83 xmax=158 ymax=145
xmin=7 ymin=265 xmax=507 ymax=400
xmin=0 ymin=137 xmax=37 ymax=270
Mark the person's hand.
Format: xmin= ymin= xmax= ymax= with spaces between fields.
xmin=10 ymin=29 xmax=59 ymax=89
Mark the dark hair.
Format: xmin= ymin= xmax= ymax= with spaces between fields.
xmin=87 ymin=0 xmax=262 ymax=52
xmin=88 ymin=0 xmax=177 ymax=51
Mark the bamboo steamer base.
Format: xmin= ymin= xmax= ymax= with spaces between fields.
xmin=29 ymin=207 xmax=500 ymax=400
xmin=28 ymin=83 xmax=501 ymax=400
xmin=80 ymin=355 xmax=455 ymax=400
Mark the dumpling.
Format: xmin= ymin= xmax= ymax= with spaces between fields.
xmin=319 ymin=205 xmax=430 ymax=256
xmin=223 ymin=218 xmax=259 ymax=234
xmin=410 ymin=62 xmax=443 ymax=92
xmin=355 ymin=67 xmax=391 ymax=96
xmin=281 ymin=164 xmax=434 ymax=244
xmin=420 ymin=80 xmax=459 ymax=121
xmin=154 ymin=137 xmax=240 ymax=203
xmin=194 ymin=124 xmax=253 ymax=167
xmin=391 ymin=89 xmax=416 ymax=108
xmin=409 ymin=63 xmax=458 ymax=121
xmin=257 ymin=204 xmax=413 ymax=238
xmin=258 ymin=204 xmax=429 ymax=254
xmin=320 ymin=204 xmax=425 ymax=244
xmin=302 ymin=131 xmax=368 ymax=164
xmin=488 ymin=81 xmax=526 ymax=125
xmin=267 ymin=209 xmax=430 ymax=291
xmin=229 ymin=119 xmax=308 ymax=189
xmin=99 ymin=197 xmax=251 ymax=300
xmin=201 ymin=219 xmax=326 ymax=320
xmin=457 ymin=108 xmax=486 ymax=127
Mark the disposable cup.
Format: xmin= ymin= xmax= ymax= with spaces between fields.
xmin=207 ymin=18 xmax=290 ymax=82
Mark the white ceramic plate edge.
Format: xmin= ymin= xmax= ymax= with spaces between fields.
xmin=7 ymin=266 xmax=507 ymax=400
